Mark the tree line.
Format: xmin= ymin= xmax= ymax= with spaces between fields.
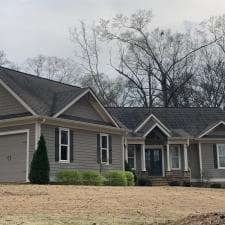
xmin=1 ymin=10 xmax=225 ymax=108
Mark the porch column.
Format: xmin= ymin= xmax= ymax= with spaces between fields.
xmin=141 ymin=143 xmax=146 ymax=171
xmin=167 ymin=144 xmax=171 ymax=171
xmin=184 ymin=144 xmax=188 ymax=171
xmin=124 ymin=138 xmax=128 ymax=162
xmin=198 ymin=142 xmax=203 ymax=183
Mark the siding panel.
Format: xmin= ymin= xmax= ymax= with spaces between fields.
xmin=41 ymin=124 xmax=123 ymax=180
xmin=0 ymin=84 xmax=28 ymax=116
xmin=202 ymin=143 xmax=225 ymax=179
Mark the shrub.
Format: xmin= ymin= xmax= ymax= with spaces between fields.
xmin=210 ymin=183 xmax=222 ymax=188
xmin=124 ymin=160 xmax=137 ymax=184
xmin=125 ymin=160 xmax=132 ymax=171
xmin=56 ymin=170 xmax=83 ymax=185
xmin=125 ymin=171 xmax=135 ymax=186
xmin=183 ymin=181 xmax=191 ymax=187
xmin=82 ymin=171 xmax=102 ymax=186
xmin=29 ymin=135 xmax=50 ymax=184
xmin=137 ymin=177 xmax=152 ymax=186
xmin=168 ymin=181 xmax=180 ymax=186
xmin=104 ymin=171 xmax=127 ymax=186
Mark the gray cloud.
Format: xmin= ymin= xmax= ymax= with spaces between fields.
xmin=0 ymin=0 xmax=225 ymax=64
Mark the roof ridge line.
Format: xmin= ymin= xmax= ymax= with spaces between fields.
xmin=0 ymin=66 xmax=83 ymax=89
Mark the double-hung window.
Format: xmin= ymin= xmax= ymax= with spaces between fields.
xmin=170 ymin=145 xmax=181 ymax=170
xmin=217 ymin=144 xmax=225 ymax=169
xmin=128 ymin=145 xmax=136 ymax=170
xmin=100 ymin=134 xmax=109 ymax=164
xmin=59 ymin=128 xmax=70 ymax=162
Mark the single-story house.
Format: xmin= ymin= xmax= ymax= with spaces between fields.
xmin=0 ymin=66 xmax=225 ymax=185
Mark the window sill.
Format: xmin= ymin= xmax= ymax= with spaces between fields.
xmin=59 ymin=161 xmax=70 ymax=164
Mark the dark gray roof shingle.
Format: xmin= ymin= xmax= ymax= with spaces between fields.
xmin=0 ymin=66 xmax=87 ymax=116
xmin=107 ymin=107 xmax=225 ymax=137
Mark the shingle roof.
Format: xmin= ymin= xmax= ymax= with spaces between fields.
xmin=0 ymin=66 xmax=87 ymax=116
xmin=107 ymin=107 xmax=225 ymax=137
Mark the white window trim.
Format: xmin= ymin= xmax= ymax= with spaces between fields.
xmin=170 ymin=145 xmax=181 ymax=170
xmin=217 ymin=144 xmax=225 ymax=169
xmin=59 ymin=127 xmax=70 ymax=163
xmin=100 ymin=133 xmax=109 ymax=165
xmin=128 ymin=145 xmax=136 ymax=170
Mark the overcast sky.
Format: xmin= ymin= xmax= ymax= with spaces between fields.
xmin=1 ymin=0 xmax=225 ymax=65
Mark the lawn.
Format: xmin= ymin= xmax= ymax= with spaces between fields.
xmin=0 ymin=185 xmax=224 ymax=225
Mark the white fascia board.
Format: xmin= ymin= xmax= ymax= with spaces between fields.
xmin=198 ymin=121 xmax=225 ymax=138
xmin=135 ymin=113 xmax=170 ymax=134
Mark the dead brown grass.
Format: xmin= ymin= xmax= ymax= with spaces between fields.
xmin=0 ymin=185 xmax=224 ymax=225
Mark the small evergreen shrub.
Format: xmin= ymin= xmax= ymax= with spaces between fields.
xmin=56 ymin=170 xmax=83 ymax=185
xmin=183 ymin=181 xmax=191 ymax=187
xmin=104 ymin=171 xmax=127 ymax=186
xmin=137 ymin=177 xmax=152 ymax=186
xmin=124 ymin=160 xmax=137 ymax=184
xmin=210 ymin=183 xmax=222 ymax=188
xmin=29 ymin=135 xmax=50 ymax=184
xmin=125 ymin=160 xmax=132 ymax=171
xmin=125 ymin=171 xmax=135 ymax=186
xmin=168 ymin=180 xmax=180 ymax=186
xmin=82 ymin=171 xmax=102 ymax=186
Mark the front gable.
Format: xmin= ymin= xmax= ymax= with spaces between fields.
xmin=0 ymin=83 xmax=29 ymax=117
xmin=203 ymin=123 xmax=225 ymax=139
xmin=57 ymin=90 xmax=119 ymax=127
xmin=61 ymin=94 xmax=106 ymax=123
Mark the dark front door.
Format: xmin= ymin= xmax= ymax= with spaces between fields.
xmin=145 ymin=149 xmax=162 ymax=176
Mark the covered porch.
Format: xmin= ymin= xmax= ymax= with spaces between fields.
xmin=125 ymin=126 xmax=191 ymax=184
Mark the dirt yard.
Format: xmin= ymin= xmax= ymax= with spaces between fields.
xmin=0 ymin=185 xmax=224 ymax=225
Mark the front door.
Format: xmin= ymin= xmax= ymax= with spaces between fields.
xmin=145 ymin=149 xmax=162 ymax=176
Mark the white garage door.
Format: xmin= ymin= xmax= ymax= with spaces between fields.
xmin=0 ymin=132 xmax=27 ymax=182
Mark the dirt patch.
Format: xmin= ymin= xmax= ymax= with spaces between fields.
xmin=0 ymin=185 xmax=224 ymax=224
xmin=173 ymin=212 xmax=225 ymax=225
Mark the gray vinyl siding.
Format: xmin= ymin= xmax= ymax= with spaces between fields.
xmin=0 ymin=84 xmax=28 ymax=116
xmin=41 ymin=124 xmax=123 ymax=180
xmin=201 ymin=143 xmax=225 ymax=179
xmin=63 ymin=96 xmax=104 ymax=122
xmin=0 ymin=124 xmax=36 ymax=179
xmin=188 ymin=144 xmax=200 ymax=179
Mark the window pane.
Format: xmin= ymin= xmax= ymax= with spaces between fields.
xmin=218 ymin=145 xmax=225 ymax=156
xmin=128 ymin=145 xmax=135 ymax=157
xmin=61 ymin=146 xmax=68 ymax=160
xmin=128 ymin=158 xmax=134 ymax=169
xmin=101 ymin=136 xmax=108 ymax=148
xmin=170 ymin=145 xmax=180 ymax=169
xmin=172 ymin=157 xmax=179 ymax=168
xmin=61 ymin=130 xmax=68 ymax=145
xmin=101 ymin=149 xmax=107 ymax=163
xmin=219 ymin=157 xmax=225 ymax=167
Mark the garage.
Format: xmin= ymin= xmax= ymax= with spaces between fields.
xmin=0 ymin=131 xmax=28 ymax=182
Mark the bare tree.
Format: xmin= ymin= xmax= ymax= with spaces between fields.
xmin=70 ymin=21 xmax=131 ymax=106
xmin=24 ymin=55 xmax=80 ymax=84
xmin=0 ymin=50 xmax=18 ymax=69
xmin=98 ymin=10 xmax=219 ymax=107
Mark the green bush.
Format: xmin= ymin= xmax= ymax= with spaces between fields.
xmin=56 ymin=170 xmax=83 ymax=185
xmin=183 ymin=181 xmax=191 ymax=187
xmin=137 ymin=177 xmax=152 ymax=186
xmin=125 ymin=171 xmax=135 ymax=186
xmin=168 ymin=180 xmax=180 ymax=186
xmin=104 ymin=171 xmax=127 ymax=186
xmin=210 ymin=183 xmax=222 ymax=188
xmin=29 ymin=135 xmax=50 ymax=184
xmin=82 ymin=171 xmax=102 ymax=186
